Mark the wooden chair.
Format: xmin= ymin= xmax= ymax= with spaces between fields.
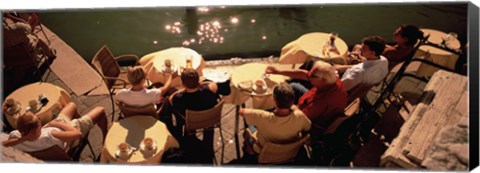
xmin=91 ymin=45 xmax=139 ymax=122
xmin=184 ymin=100 xmax=225 ymax=165
xmin=117 ymin=102 xmax=157 ymax=119
xmin=245 ymin=128 xmax=310 ymax=164
xmin=308 ymin=99 xmax=369 ymax=166
xmin=3 ymin=39 xmax=49 ymax=82
xmin=26 ymin=131 xmax=97 ymax=162
xmin=346 ymin=83 xmax=374 ymax=105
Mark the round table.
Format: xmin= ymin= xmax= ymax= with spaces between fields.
xmin=100 ymin=115 xmax=179 ymax=164
xmin=139 ymin=47 xmax=205 ymax=87
xmin=4 ymin=82 xmax=71 ymax=129
xmin=279 ymin=32 xmax=349 ymax=65
xmin=414 ymin=28 xmax=461 ymax=77
xmin=224 ymin=63 xmax=290 ymax=110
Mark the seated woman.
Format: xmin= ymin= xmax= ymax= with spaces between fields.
xmin=2 ymin=102 xmax=108 ymax=152
xmin=383 ymin=24 xmax=423 ymax=70
xmin=115 ymin=66 xmax=178 ymax=107
xmin=239 ymin=82 xmax=311 ymax=155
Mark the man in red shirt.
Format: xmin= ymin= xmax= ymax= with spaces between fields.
xmin=265 ymin=60 xmax=347 ymax=134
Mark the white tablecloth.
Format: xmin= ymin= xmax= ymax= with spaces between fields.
xmin=139 ymin=47 xmax=205 ymax=87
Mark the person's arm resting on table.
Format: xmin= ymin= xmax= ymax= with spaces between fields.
xmin=265 ymin=66 xmax=309 ymax=81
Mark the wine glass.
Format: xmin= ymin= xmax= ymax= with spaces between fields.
xmin=263 ymin=55 xmax=274 ymax=78
xmin=329 ymin=32 xmax=339 ymax=43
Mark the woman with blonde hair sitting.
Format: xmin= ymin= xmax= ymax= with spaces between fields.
xmin=115 ymin=66 xmax=178 ymax=107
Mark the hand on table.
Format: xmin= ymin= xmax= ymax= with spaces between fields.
xmin=265 ymin=66 xmax=279 ymax=75
xmin=171 ymin=69 xmax=179 ymax=78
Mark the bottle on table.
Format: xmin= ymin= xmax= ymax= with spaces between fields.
xmin=186 ymin=55 xmax=193 ymax=68
xmin=322 ymin=32 xmax=340 ymax=57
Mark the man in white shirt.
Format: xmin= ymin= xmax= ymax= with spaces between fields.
xmin=335 ymin=36 xmax=389 ymax=92
xmin=2 ymin=103 xmax=108 ymax=152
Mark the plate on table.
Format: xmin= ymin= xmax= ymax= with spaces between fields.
xmin=115 ymin=145 xmax=135 ymax=160
xmin=238 ymin=80 xmax=253 ymax=93
xmin=253 ymin=80 xmax=268 ymax=94
xmin=5 ymin=101 xmax=21 ymax=116
xmin=26 ymin=104 xmax=42 ymax=113
xmin=139 ymin=139 xmax=158 ymax=156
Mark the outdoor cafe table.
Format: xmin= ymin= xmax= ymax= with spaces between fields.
xmin=100 ymin=115 xmax=179 ymax=164
xmin=224 ymin=62 xmax=291 ymax=110
xmin=278 ymin=32 xmax=349 ymax=66
xmin=414 ymin=28 xmax=461 ymax=78
xmin=139 ymin=47 xmax=206 ymax=87
xmin=222 ymin=62 xmax=290 ymax=158
xmin=4 ymin=82 xmax=72 ymax=129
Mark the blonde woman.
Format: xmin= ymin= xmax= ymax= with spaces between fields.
xmin=115 ymin=66 xmax=178 ymax=107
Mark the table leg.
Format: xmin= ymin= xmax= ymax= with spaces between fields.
xmin=234 ymin=105 xmax=240 ymax=159
xmin=99 ymin=148 xmax=108 ymax=163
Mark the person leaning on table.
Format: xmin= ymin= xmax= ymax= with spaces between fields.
xmin=2 ymin=102 xmax=108 ymax=153
xmin=265 ymin=60 xmax=347 ymax=134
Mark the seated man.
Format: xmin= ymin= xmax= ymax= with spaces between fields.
xmin=115 ymin=66 xmax=177 ymax=107
xmin=2 ymin=102 xmax=108 ymax=152
xmin=239 ymin=82 xmax=311 ymax=155
xmin=3 ymin=14 xmax=56 ymax=60
xmin=335 ymin=36 xmax=389 ymax=92
xmin=168 ymin=68 xmax=220 ymax=136
xmin=265 ymin=60 xmax=347 ymax=134
xmin=383 ymin=24 xmax=423 ymax=70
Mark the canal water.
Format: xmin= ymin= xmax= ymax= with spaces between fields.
xmin=37 ymin=2 xmax=468 ymax=62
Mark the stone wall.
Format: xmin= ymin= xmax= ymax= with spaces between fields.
xmin=422 ymin=117 xmax=469 ymax=170
xmin=1 ymin=146 xmax=43 ymax=163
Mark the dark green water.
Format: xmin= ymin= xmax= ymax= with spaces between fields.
xmin=36 ymin=3 xmax=468 ymax=62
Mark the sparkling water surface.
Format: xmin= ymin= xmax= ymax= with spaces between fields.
xmin=37 ymin=3 xmax=468 ymax=62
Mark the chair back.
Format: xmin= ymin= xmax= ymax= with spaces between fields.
xmin=347 ymin=83 xmax=374 ymax=105
xmin=258 ymin=134 xmax=310 ymax=164
xmin=91 ymin=45 xmax=121 ymax=89
xmin=4 ymin=43 xmax=38 ymax=69
xmin=185 ymin=100 xmax=224 ymax=135
xmin=322 ymin=106 xmax=366 ymax=145
xmin=117 ymin=102 xmax=157 ymax=118
xmin=27 ymin=145 xmax=73 ymax=161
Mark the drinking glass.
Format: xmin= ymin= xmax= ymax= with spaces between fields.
xmin=263 ymin=55 xmax=274 ymax=78
xmin=186 ymin=55 xmax=193 ymax=68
